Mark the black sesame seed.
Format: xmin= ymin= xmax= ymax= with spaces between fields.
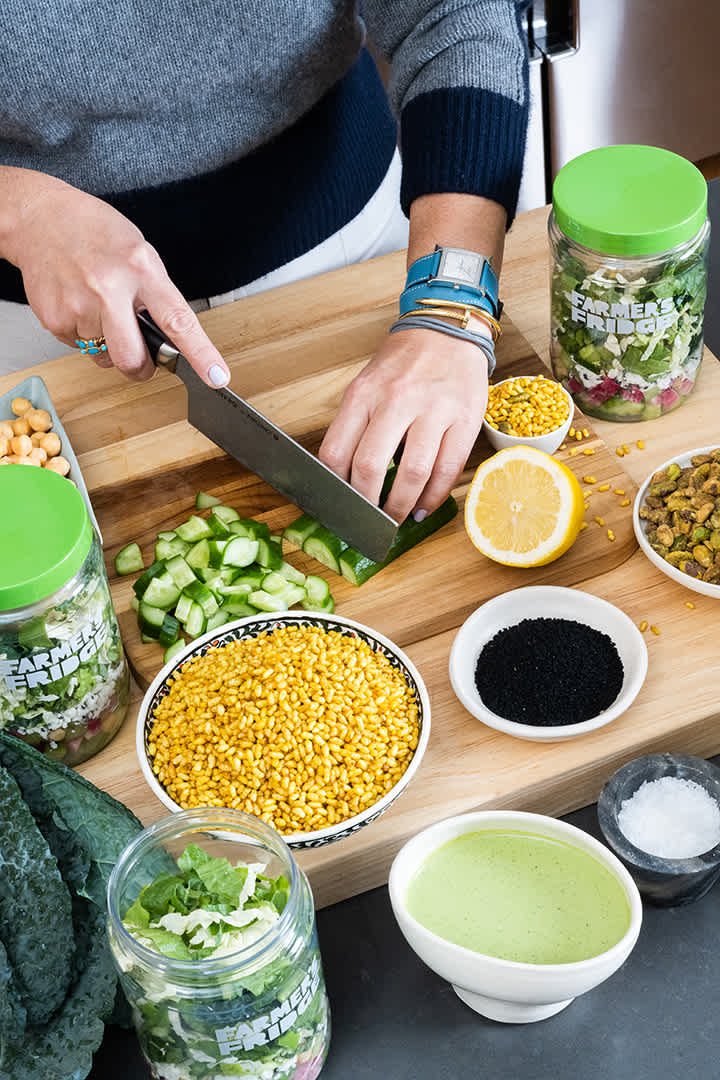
xmin=473 ymin=617 xmax=624 ymax=726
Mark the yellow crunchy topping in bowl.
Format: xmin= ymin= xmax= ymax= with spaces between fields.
xmin=147 ymin=624 xmax=420 ymax=834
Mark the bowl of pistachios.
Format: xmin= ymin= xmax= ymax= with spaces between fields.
xmin=633 ymin=445 xmax=720 ymax=597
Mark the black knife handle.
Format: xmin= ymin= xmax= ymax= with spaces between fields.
xmin=137 ymin=311 xmax=180 ymax=370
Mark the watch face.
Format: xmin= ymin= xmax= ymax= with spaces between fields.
xmin=438 ymin=249 xmax=484 ymax=287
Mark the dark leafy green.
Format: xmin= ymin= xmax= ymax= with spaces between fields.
xmin=0 ymin=905 xmax=117 ymax=1080
xmin=0 ymin=768 xmax=74 ymax=1026
xmin=0 ymin=937 xmax=26 ymax=1064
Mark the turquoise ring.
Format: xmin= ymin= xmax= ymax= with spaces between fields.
xmin=75 ymin=336 xmax=108 ymax=355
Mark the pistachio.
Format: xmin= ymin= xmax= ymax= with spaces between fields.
xmin=650 ymin=543 xmax=669 ymax=558
xmin=710 ymin=512 xmax=720 ymax=530
xmin=691 ymin=526 xmax=710 ymax=543
xmin=708 ymin=530 xmax=720 ymax=551
xmin=679 ymin=559 xmax=704 ymax=578
xmin=665 ymin=495 xmax=691 ymax=510
xmin=693 ymin=544 xmax=713 ymax=568
xmin=649 ymin=479 xmax=677 ymax=497
xmin=656 ymin=524 xmax=674 ymax=547
xmin=667 ymin=462 xmax=682 ymax=480
xmin=664 ymin=551 xmax=686 ymax=567
xmin=690 ymin=455 xmax=712 ymax=467
xmin=704 ymin=566 xmax=720 ymax=583
xmin=670 ymin=535 xmax=688 ymax=552
xmin=696 ymin=502 xmax=715 ymax=524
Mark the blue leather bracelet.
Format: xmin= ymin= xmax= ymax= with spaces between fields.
xmin=400 ymin=247 xmax=501 ymax=320
xmin=389 ymin=315 xmax=497 ymax=377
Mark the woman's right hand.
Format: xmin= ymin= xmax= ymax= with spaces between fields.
xmin=0 ymin=168 xmax=230 ymax=386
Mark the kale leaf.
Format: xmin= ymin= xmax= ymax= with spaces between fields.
xmin=0 ymin=767 xmax=74 ymax=1027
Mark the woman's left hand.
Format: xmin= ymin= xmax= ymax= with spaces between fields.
xmin=318 ymin=327 xmax=489 ymax=524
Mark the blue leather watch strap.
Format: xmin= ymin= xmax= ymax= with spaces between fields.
xmin=401 ymin=247 xmax=500 ymax=319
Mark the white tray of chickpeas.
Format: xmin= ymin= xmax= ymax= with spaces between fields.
xmin=0 ymin=375 xmax=101 ymax=540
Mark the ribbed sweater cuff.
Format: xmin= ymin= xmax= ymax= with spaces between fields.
xmin=399 ymin=88 xmax=529 ymax=228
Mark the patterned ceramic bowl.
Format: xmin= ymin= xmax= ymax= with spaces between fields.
xmin=136 ymin=611 xmax=431 ymax=849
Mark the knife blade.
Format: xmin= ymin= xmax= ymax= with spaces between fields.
xmin=136 ymin=311 xmax=398 ymax=562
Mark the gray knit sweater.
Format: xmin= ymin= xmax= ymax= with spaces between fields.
xmin=0 ymin=1 xmax=529 ymax=301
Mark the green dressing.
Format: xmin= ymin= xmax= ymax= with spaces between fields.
xmin=405 ymin=830 xmax=631 ymax=964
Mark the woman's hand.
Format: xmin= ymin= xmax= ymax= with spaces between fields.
xmin=318 ymin=326 xmax=489 ymax=523
xmin=0 ymin=168 xmax=229 ymax=386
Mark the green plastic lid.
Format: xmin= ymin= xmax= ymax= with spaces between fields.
xmin=0 ymin=467 xmax=94 ymax=610
xmin=552 ymin=145 xmax=707 ymax=256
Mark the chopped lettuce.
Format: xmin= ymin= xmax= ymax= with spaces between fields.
xmin=119 ymin=845 xmax=329 ymax=1080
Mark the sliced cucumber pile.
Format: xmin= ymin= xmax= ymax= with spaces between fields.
xmin=125 ymin=495 xmax=335 ymax=663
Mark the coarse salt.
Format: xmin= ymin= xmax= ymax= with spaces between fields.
xmin=617 ymin=777 xmax=720 ymax=859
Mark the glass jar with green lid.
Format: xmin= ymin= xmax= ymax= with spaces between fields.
xmin=549 ymin=145 xmax=709 ymax=422
xmin=0 ymin=466 xmax=128 ymax=765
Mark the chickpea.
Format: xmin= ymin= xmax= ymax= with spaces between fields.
xmin=10 ymin=434 xmax=33 ymax=457
xmin=0 ymin=437 xmax=7 ymax=457
xmin=26 ymin=408 xmax=52 ymax=433
xmin=0 ymin=422 xmax=14 ymax=440
xmin=29 ymin=447 xmax=47 ymax=465
xmin=38 ymin=431 xmax=61 ymax=457
xmin=11 ymin=396 xmax=32 ymax=416
xmin=30 ymin=431 xmax=44 ymax=447
xmin=11 ymin=417 xmax=31 ymax=437
xmin=45 ymin=455 xmax=70 ymax=477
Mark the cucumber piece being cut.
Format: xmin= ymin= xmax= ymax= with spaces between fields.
xmin=114 ymin=541 xmax=144 ymax=576
xmin=282 ymin=513 xmax=320 ymax=549
xmin=303 ymin=526 xmax=348 ymax=574
xmin=339 ymin=495 xmax=458 ymax=584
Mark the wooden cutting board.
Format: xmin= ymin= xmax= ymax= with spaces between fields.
xmin=100 ymin=313 xmax=638 ymax=690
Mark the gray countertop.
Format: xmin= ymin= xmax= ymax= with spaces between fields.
xmin=90 ymin=177 xmax=720 ymax=1080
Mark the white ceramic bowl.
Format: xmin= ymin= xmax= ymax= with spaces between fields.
xmin=137 ymin=611 xmax=431 ymax=849
xmin=389 ymin=809 xmax=643 ymax=1024
xmin=449 ymin=586 xmax=648 ymax=742
xmin=482 ymin=377 xmax=575 ymax=455
xmin=633 ymin=444 xmax=720 ymax=598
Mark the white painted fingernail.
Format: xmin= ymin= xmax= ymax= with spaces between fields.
xmin=209 ymin=364 xmax=229 ymax=387
xmin=413 ymin=509 xmax=427 ymax=522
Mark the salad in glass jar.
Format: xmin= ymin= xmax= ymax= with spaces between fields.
xmin=0 ymin=465 xmax=129 ymax=765
xmin=108 ymin=812 xmax=331 ymax=1080
xmin=549 ymin=144 xmax=710 ymax=423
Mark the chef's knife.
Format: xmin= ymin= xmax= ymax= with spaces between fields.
xmin=137 ymin=311 xmax=398 ymax=562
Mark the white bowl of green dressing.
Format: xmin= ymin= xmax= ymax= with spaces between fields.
xmin=389 ymin=809 xmax=642 ymax=1024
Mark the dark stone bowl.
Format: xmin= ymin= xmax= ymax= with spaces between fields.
xmin=597 ymin=754 xmax=720 ymax=907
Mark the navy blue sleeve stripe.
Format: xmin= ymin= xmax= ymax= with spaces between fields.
xmin=399 ymin=87 xmax=529 ymax=227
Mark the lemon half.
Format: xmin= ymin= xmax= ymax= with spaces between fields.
xmin=464 ymin=446 xmax=584 ymax=567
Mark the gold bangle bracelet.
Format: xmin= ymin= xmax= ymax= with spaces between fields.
xmin=410 ymin=298 xmax=503 ymax=339
xmin=398 ymin=304 xmax=501 ymax=339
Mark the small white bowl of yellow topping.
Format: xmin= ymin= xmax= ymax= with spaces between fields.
xmin=136 ymin=611 xmax=430 ymax=848
xmin=483 ymin=375 xmax=574 ymax=456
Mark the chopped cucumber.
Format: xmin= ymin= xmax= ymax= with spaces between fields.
xmin=157 ymin=530 xmax=178 ymax=542
xmin=133 ymin=561 xmax=167 ymax=599
xmin=142 ymin=572 xmax=181 ymax=610
xmin=280 ymin=584 xmax=307 ymax=608
xmin=207 ymin=539 xmax=229 ymax=568
xmin=248 ymin=589 xmax=289 ymax=613
xmin=163 ymin=638 xmax=187 ymax=664
xmin=278 ymin=561 xmax=306 ymax=586
xmin=302 ymin=593 xmax=335 ymax=614
xmin=303 ymin=574 xmax=330 ymax=607
xmin=220 ymin=600 xmax=258 ymax=618
xmin=183 ymin=579 xmax=219 ymax=617
xmin=222 ymin=537 xmax=259 ymax=567
xmin=175 ymin=593 xmax=193 ymax=624
xmin=206 ymin=609 xmax=230 ymax=632
xmin=212 ymin=505 xmax=241 ymax=525
xmin=256 ymin=536 xmax=283 ymax=569
xmin=185 ymin=539 xmax=211 ymax=570
xmin=217 ymin=582 xmax=253 ymax=598
xmin=175 ymin=515 xmax=213 ymax=542
xmin=165 ymin=555 xmax=197 ymax=591
xmin=304 ymin=526 xmax=347 ymax=574
xmin=230 ymin=567 xmax=265 ymax=589
xmin=183 ymin=601 xmax=208 ymax=639
xmin=155 ymin=536 xmax=191 ymax=561
xmin=138 ymin=603 xmax=180 ymax=646
xmin=195 ymin=491 xmax=223 ymax=509
xmin=207 ymin=514 xmax=231 ymax=539
xmin=114 ymin=542 xmax=144 ymax=576
xmin=141 ymin=632 xmax=156 ymax=645
xmin=261 ymin=571 xmax=291 ymax=595
xmin=283 ymin=513 xmax=320 ymax=548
